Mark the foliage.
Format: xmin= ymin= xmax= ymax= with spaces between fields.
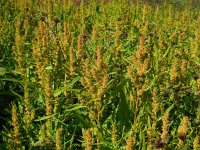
xmin=0 ymin=0 xmax=199 ymax=149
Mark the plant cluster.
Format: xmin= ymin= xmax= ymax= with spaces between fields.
xmin=0 ymin=0 xmax=199 ymax=149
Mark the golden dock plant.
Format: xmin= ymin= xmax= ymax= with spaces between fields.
xmin=11 ymin=105 xmax=22 ymax=150
xmin=80 ymin=45 xmax=108 ymax=149
xmin=126 ymin=137 xmax=133 ymax=150
xmin=56 ymin=128 xmax=63 ymax=150
xmin=193 ymin=136 xmax=199 ymax=150
xmin=84 ymin=129 xmax=93 ymax=150
xmin=161 ymin=113 xmax=169 ymax=144
xmin=178 ymin=116 xmax=189 ymax=148
xmin=127 ymin=35 xmax=150 ymax=124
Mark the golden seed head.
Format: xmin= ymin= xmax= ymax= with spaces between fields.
xmin=161 ymin=113 xmax=169 ymax=144
xmin=92 ymin=25 xmax=96 ymax=40
xmin=178 ymin=139 xmax=184 ymax=148
xmin=170 ymin=58 xmax=179 ymax=81
xmin=11 ymin=105 xmax=22 ymax=147
xmin=181 ymin=59 xmax=187 ymax=78
xmin=88 ymin=110 xmax=96 ymax=121
xmin=84 ymin=59 xmax=90 ymax=77
xmin=126 ymin=137 xmax=133 ymax=150
xmin=129 ymin=91 xmax=134 ymax=105
xmin=137 ymin=88 xmax=143 ymax=97
xmin=152 ymin=87 xmax=158 ymax=119
xmin=85 ymin=129 xmax=93 ymax=150
xmin=193 ymin=136 xmax=199 ymax=150
xmin=111 ymin=123 xmax=118 ymax=145
xmin=197 ymin=78 xmax=200 ymax=90
xmin=56 ymin=128 xmax=63 ymax=150
xmin=178 ymin=116 xmax=189 ymax=141
xmin=127 ymin=66 xmax=135 ymax=83
xmin=147 ymin=127 xmax=153 ymax=148
xmin=69 ymin=45 xmax=75 ymax=77
xmin=96 ymin=45 xmax=102 ymax=68
xmin=136 ymin=36 xmax=145 ymax=59
xmin=143 ymin=78 xmax=149 ymax=90
xmin=78 ymin=35 xmax=82 ymax=58
xmin=77 ymin=94 xmax=85 ymax=105
xmin=24 ymin=81 xmax=34 ymax=128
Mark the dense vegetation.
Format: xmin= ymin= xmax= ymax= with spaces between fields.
xmin=0 ymin=0 xmax=199 ymax=149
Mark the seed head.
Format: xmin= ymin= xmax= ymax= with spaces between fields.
xmin=178 ymin=116 xmax=189 ymax=141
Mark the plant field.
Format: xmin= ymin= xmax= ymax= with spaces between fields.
xmin=0 ymin=0 xmax=200 ymax=149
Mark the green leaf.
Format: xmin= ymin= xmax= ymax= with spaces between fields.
xmin=71 ymin=76 xmax=81 ymax=85
xmin=133 ymin=25 xmax=139 ymax=34
xmin=69 ymin=127 xmax=76 ymax=149
xmin=53 ymin=76 xmax=80 ymax=97
xmin=191 ymin=59 xmax=200 ymax=66
xmin=65 ymin=104 xmax=86 ymax=112
xmin=53 ymin=87 xmax=67 ymax=97
xmin=147 ymin=116 xmax=151 ymax=127
xmin=0 ymin=67 xmax=6 ymax=76
xmin=0 ymin=78 xmax=22 ymax=83
xmin=144 ymin=75 xmax=158 ymax=91
xmin=165 ymin=104 xmax=174 ymax=114
xmin=162 ymin=45 xmax=171 ymax=59
xmin=93 ymin=127 xmax=98 ymax=135
xmin=45 ymin=65 xmax=53 ymax=70
xmin=34 ymin=114 xmax=56 ymax=121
